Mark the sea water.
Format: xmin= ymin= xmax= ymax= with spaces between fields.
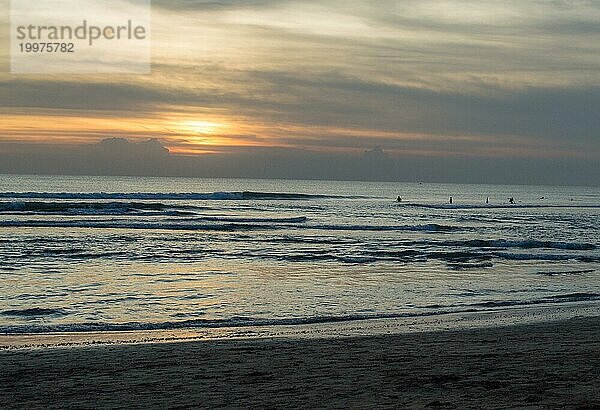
xmin=0 ymin=174 xmax=598 ymax=334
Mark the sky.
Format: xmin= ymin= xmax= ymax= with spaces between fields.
xmin=0 ymin=0 xmax=599 ymax=185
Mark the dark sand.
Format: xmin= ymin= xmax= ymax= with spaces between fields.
xmin=1 ymin=316 xmax=599 ymax=409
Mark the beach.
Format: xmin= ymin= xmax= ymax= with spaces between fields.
xmin=1 ymin=315 xmax=599 ymax=408
xmin=0 ymin=176 xmax=599 ymax=408
xmin=3 ymin=0 xmax=600 ymax=406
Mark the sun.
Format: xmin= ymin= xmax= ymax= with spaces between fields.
xmin=180 ymin=120 xmax=224 ymax=134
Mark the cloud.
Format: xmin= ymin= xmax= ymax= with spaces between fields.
xmin=1 ymin=139 xmax=598 ymax=186
xmin=152 ymin=0 xmax=293 ymax=11
xmin=93 ymin=137 xmax=170 ymax=157
xmin=2 ymin=72 xmax=599 ymax=159
xmin=1 ymin=0 xmax=599 ymax=184
xmin=0 ymin=79 xmax=189 ymax=111
xmin=0 ymin=138 xmax=171 ymax=176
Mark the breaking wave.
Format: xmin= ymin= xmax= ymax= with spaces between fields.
xmin=0 ymin=201 xmax=194 ymax=215
xmin=0 ymin=191 xmax=348 ymax=201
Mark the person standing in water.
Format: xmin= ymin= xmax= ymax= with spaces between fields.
xmin=449 ymin=196 xmax=453 ymax=204
xmin=486 ymin=197 xmax=489 ymax=204
xmin=396 ymin=196 xmax=402 ymax=203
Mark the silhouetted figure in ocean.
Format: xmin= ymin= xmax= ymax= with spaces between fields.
xmin=397 ymin=196 xmax=402 ymax=203
xmin=449 ymin=196 xmax=453 ymax=204
xmin=509 ymin=197 xmax=515 ymax=204
xmin=486 ymin=197 xmax=489 ymax=204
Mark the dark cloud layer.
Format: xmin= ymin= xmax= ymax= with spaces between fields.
xmin=1 ymin=139 xmax=597 ymax=186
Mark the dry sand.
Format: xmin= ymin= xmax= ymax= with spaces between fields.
xmin=1 ymin=316 xmax=599 ymax=408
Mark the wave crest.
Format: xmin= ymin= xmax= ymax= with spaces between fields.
xmin=0 ymin=191 xmax=344 ymax=201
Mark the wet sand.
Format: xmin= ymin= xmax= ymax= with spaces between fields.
xmin=1 ymin=316 xmax=599 ymax=408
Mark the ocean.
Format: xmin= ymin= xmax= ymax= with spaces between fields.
xmin=0 ymin=174 xmax=599 ymax=335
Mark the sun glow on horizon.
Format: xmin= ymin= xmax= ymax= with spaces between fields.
xmin=0 ymin=108 xmax=595 ymax=161
xmin=179 ymin=120 xmax=225 ymax=135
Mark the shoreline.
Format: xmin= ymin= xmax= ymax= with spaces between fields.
xmin=1 ymin=315 xmax=599 ymax=408
xmin=2 ymin=301 xmax=600 ymax=350
xmin=1 ymin=301 xmax=599 ymax=350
